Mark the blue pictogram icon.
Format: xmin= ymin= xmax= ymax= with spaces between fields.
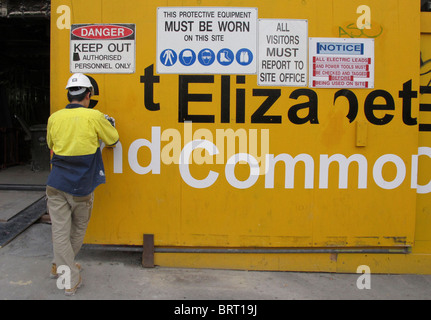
xmin=236 ymin=48 xmax=253 ymax=66
xmin=198 ymin=48 xmax=215 ymax=66
xmin=217 ymin=48 xmax=234 ymax=66
xmin=160 ymin=49 xmax=177 ymax=66
xmin=179 ymin=49 xmax=196 ymax=66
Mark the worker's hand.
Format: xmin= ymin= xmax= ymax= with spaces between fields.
xmin=104 ymin=114 xmax=116 ymax=127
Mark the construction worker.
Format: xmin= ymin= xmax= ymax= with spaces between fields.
xmin=46 ymin=73 xmax=119 ymax=296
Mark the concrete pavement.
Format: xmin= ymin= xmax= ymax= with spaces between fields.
xmin=0 ymin=222 xmax=431 ymax=301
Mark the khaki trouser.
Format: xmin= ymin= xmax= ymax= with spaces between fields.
xmin=46 ymin=186 xmax=94 ymax=287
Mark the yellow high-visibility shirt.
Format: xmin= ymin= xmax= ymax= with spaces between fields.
xmin=46 ymin=104 xmax=119 ymax=196
xmin=47 ymin=105 xmax=119 ymax=156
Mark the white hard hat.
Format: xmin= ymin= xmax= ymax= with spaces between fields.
xmin=66 ymin=73 xmax=94 ymax=97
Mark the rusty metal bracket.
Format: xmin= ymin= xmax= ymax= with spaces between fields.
xmin=142 ymin=234 xmax=154 ymax=268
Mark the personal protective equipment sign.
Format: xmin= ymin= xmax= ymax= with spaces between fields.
xmin=70 ymin=24 xmax=136 ymax=74
xmin=309 ymin=37 xmax=374 ymax=88
xmin=157 ymin=7 xmax=258 ymax=74
xmin=258 ymin=19 xmax=308 ymax=86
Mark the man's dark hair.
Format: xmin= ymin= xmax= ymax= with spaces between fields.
xmin=67 ymin=88 xmax=91 ymax=103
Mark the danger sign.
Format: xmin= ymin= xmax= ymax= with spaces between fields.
xmin=70 ymin=24 xmax=136 ymax=74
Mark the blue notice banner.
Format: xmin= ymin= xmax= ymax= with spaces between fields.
xmin=316 ymin=42 xmax=364 ymax=55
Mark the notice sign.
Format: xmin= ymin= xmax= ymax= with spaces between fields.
xmin=309 ymin=38 xmax=374 ymax=88
xmin=70 ymin=24 xmax=136 ymax=74
xmin=157 ymin=7 xmax=258 ymax=74
xmin=258 ymin=19 xmax=308 ymax=86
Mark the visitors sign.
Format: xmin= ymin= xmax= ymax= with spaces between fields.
xmin=258 ymin=19 xmax=308 ymax=86
xmin=157 ymin=7 xmax=258 ymax=74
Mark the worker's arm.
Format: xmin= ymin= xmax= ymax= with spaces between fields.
xmin=94 ymin=112 xmax=119 ymax=147
xmin=46 ymin=118 xmax=53 ymax=150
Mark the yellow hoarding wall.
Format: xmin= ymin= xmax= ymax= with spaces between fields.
xmin=51 ymin=0 xmax=431 ymax=273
